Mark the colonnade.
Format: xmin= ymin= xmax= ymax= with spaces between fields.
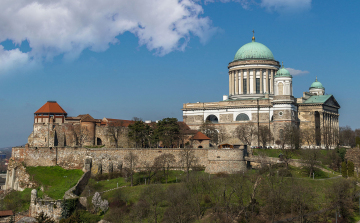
xmin=320 ymin=111 xmax=340 ymax=147
xmin=229 ymin=68 xmax=277 ymax=96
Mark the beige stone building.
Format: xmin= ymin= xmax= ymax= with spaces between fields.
xmin=182 ymin=34 xmax=340 ymax=148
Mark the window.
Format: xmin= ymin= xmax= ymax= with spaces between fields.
xmin=243 ymin=79 xmax=247 ymax=94
xmin=236 ymin=113 xmax=250 ymax=121
xmin=256 ymin=78 xmax=260 ymax=94
xmin=206 ymin=115 xmax=218 ymax=123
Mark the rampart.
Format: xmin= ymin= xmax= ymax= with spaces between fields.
xmin=6 ymin=146 xmax=247 ymax=191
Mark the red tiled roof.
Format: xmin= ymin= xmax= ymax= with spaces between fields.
xmin=192 ymin=131 xmax=210 ymax=140
xmin=35 ymin=101 xmax=67 ymax=115
xmin=106 ymin=118 xmax=135 ymax=127
xmin=0 ymin=210 xmax=13 ymax=217
xmin=80 ymin=114 xmax=96 ymax=122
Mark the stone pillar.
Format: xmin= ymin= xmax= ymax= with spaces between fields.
xmin=253 ymin=69 xmax=256 ymax=94
xmin=270 ymin=70 xmax=274 ymax=94
xmin=229 ymin=71 xmax=231 ymax=95
xmin=240 ymin=70 xmax=244 ymax=94
xmin=231 ymin=71 xmax=235 ymax=95
xmin=235 ymin=70 xmax=239 ymax=95
xmin=30 ymin=189 xmax=37 ymax=217
xmin=260 ymin=69 xmax=263 ymax=94
xmin=247 ymin=69 xmax=250 ymax=94
xmin=265 ymin=69 xmax=269 ymax=93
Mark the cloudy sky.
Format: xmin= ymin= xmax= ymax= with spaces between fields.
xmin=0 ymin=0 xmax=359 ymax=147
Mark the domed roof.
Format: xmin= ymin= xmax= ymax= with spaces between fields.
xmin=310 ymin=77 xmax=324 ymax=89
xmin=275 ymin=62 xmax=292 ymax=77
xmin=234 ymin=36 xmax=274 ymax=61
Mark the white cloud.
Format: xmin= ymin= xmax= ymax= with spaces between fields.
xmin=286 ymin=67 xmax=309 ymax=76
xmin=260 ymin=0 xmax=311 ymax=13
xmin=0 ymin=0 xmax=216 ymax=74
xmin=204 ymin=0 xmax=311 ymax=13
xmin=0 ymin=46 xmax=38 ymax=75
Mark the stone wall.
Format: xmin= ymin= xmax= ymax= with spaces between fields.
xmin=30 ymin=189 xmax=62 ymax=221
xmin=4 ymin=158 xmax=36 ymax=191
xmin=11 ymin=146 xmax=247 ymax=175
xmin=205 ymin=149 xmax=246 ymax=173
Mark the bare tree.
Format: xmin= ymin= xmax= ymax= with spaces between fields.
xmin=199 ymin=121 xmax=219 ymax=145
xmin=179 ymin=148 xmax=197 ymax=181
xmin=234 ymin=122 xmax=256 ymax=146
xmin=107 ymin=121 xmax=125 ymax=148
xmin=302 ymin=127 xmax=315 ymax=149
xmin=301 ymin=149 xmax=320 ymax=177
xmin=142 ymin=161 xmax=160 ymax=184
xmin=280 ymin=123 xmax=302 ymax=150
xmin=339 ymin=126 xmax=355 ymax=147
xmin=141 ymin=184 xmax=165 ymax=223
xmin=217 ymin=125 xmax=228 ymax=144
xmin=124 ymin=151 xmax=139 ymax=187
xmin=154 ymin=153 xmax=176 ymax=183
xmin=257 ymin=125 xmax=273 ymax=148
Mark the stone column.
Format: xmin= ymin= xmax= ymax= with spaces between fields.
xmin=247 ymin=69 xmax=250 ymax=94
xmin=270 ymin=70 xmax=274 ymax=94
xmin=235 ymin=70 xmax=239 ymax=95
xmin=232 ymin=71 xmax=235 ymax=95
xmin=229 ymin=71 xmax=231 ymax=95
xmin=260 ymin=69 xmax=263 ymax=94
xmin=240 ymin=70 xmax=244 ymax=94
xmin=253 ymin=69 xmax=256 ymax=94
xmin=265 ymin=69 xmax=269 ymax=93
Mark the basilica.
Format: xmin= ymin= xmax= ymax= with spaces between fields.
xmin=182 ymin=34 xmax=340 ymax=148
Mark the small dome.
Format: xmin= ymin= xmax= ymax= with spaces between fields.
xmin=310 ymin=77 xmax=324 ymax=89
xmin=234 ymin=37 xmax=274 ymax=61
xmin=275 ymin=62 xmax=292 ymax=77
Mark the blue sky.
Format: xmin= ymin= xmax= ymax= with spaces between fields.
xmin=0 ymin=0 xmax=359 ymax=147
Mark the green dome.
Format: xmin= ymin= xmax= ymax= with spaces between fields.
xmin=275 ymin=62 xmax=292 ymax=77
xmin=310 ymin=77 xmax=324 ymax=89
xmin=234 ymin=38 xmax=274 ymax=61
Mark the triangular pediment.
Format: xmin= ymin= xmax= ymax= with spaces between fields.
xmin=324 ymin=96 xmax=340 ymax=108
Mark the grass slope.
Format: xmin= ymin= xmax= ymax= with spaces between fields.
xmin=26 ymin=166 xmax=83 ymax=199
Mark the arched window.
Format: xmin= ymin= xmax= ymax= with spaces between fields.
xmin=278 ymin=82 xmax=283 ymax=95
xmin=206 ymin=115 xmax=218 ymax=123
xmin=236 ymin=113 xmax=250 ymax=121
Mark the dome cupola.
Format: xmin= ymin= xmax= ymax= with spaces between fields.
xmin=275 ymin=62 xmax=292 ymax=77
xmin=309 ymin=77 xmax=325 ymax=95
xmin=233 ymin=34 xmax=274 ymax=61
xmin=310 ymin=77 xmax=324 ymax=89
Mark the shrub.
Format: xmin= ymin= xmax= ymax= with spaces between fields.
xmin=341 ymin=162 xmax=347 ymax=178
xmin=278 ymin=168 xmax=292 ymax=177
xmin=348 ymin=161 xmax=354 ymax=177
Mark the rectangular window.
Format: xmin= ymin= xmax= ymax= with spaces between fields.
xmin=256 ymin=78 xmax=260 ymax=94
xmin=243 ymin=79 xmax=247 ymax=94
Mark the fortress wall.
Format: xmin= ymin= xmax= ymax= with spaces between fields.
xmin=12 ymin=147 xmax=210 ymax=170
xmin=11 ymin=147 xmax=247 ymax=174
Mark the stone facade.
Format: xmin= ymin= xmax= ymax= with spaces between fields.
xmin=183 ymin=36 xmax=340 ymax=149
